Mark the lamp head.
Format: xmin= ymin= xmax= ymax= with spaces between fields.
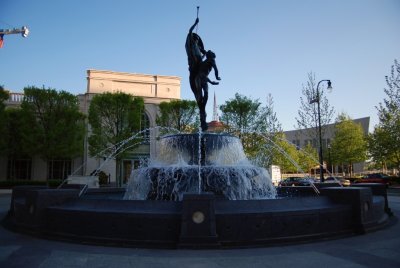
xmin=21 ymin=26 xmax=29 ymax=38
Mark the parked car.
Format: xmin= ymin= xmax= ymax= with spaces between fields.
xmin=324 ymin=176 xmax=351 ymax=187
xmin=355 ymin=173 xmax=391 ymax=186
xmin=279 ymin=177 xmax=315 ymax=186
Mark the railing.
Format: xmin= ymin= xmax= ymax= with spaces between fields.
xmin=7 ymin=93 xmax=24 ymax=103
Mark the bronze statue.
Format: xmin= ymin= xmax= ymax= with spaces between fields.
xmin=185 ymin=17 xmax=221 ymax=131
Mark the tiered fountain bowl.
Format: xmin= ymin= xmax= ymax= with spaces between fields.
xmin=124 ymin=133 xmax=277 ymax=201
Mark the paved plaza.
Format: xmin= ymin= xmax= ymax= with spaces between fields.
xmin=1 ymin=190 xmax=399 ymax=268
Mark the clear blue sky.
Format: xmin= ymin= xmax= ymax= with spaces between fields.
xmin=1 ymin=0 xmax=399 ymax=131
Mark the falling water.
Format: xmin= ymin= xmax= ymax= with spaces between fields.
xmin=124 ymin=132 xmax=277 ymax=201
xmin=198 ymin=127 xmax=202 ymax=194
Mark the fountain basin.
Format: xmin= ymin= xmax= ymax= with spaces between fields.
xmin=3 ymin=184 xmax=390 ymax=249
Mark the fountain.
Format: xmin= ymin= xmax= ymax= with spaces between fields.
xmin=3 ymin=126 xmax=392 ymax=248
xmin=123 ymin=133 xmax=276 ymax=201
xmin=2 ymin=10 xmax=393 ymax=249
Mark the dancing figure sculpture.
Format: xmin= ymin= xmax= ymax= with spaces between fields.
xmin=185 ymin=17 xmax=221 ymax=131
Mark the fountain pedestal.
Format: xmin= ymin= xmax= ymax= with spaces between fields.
xmin=179 ymin=193 xmax=220 ymax=248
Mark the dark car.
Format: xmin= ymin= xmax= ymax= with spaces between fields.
xmin=279 ymin=177 xmax=314 ymax=186
xmin=355 ymin=173 xmax=391 ymax=186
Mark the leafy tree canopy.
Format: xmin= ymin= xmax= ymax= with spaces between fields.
xmin=20 ymin=86 xmax=85 ymax=160
xmin=220 ymin=93 xmax=262 ymax=135
xmin=330 ymin=113 xmax=367 ymax=175
xmin=220 ymin=93 xmax=289 ymax=170
xmin=0 ymin=85 xmax=10 ymax=152
xmin=370 ymin=59 xmax=400 ymax=170
xmin=88 ymin=92 xmax=144 ymax=158
xmin=156 ymin=99 xmax=198 ymax=133
xmin=0 ymin=85 xmax=9 ymax=111
xmin=0 ymin=108 xmax=31 ymax=157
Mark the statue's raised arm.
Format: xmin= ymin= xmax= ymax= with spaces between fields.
xmin=185 ymin=18 xmax=205 ymax=73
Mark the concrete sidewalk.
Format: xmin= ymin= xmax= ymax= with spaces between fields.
xmin=1 ymin=192 xmax=399 ymax=268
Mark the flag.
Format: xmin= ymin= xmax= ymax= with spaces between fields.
xmin=0 ymin=34 xmax=4 ymax=48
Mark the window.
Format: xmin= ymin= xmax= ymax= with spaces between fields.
xmin=312 ymin=139 xmax=317 ymax=148
xmin=295 ymin=139 xmax=300 ymax=148
xmin=7 ymin=158 xmax=32 ymax=180
xmin=141 ymin=111 xmax=150 ymax=143
xmin=47 ymin=159 xmax=71 ymax=180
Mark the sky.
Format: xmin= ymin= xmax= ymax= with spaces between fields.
xmin=1 ymin=0 xmax=399 ymax=132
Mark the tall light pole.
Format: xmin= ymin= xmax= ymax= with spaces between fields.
xmin=328 ymin=144 xmax=332 ymax=173
xmin=310 ymin=79 xmax=332 ymax=182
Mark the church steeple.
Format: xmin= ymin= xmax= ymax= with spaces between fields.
xmin=207 ymin=91 xmax=224 ymax=132
xmin=212 ymin=91 xmax=219 ymax=122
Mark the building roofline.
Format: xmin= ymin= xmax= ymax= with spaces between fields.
xmin=284 ymin=117 xmax=370 ymax=133
xmin=87 ymin=69 xmax=181 ymax=80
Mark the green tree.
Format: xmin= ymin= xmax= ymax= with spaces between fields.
xmin=295 ymin=72 xmax=335 ymax=146
xmin=371 ymin=59 xmax=400 ymax=171
xmin=16 ymin=87 xmax=85 ymax=179
xmin=330 ymin=114 xmax=367 ymax=176
xmin=20 ymin=86 xmax=85 ymax=179
xmin=297 ymin=143 xmax=319 ymax=174
xmin=271 ymin=133 xmax=300 ymax=173
xmin=220 ymin=93 xmax=290 ymax=169
xmin=258 ymin=94 xmax=282 ymax=133
xmin=367 ymin=126 xmax=392 ymax=172
xmin=0 ymin=85 xmax=9 ymax=110
xmin=220 ymin=93 xmax=263 ymax=157
xmin=0 ymin=85 xmax=10 ymax=152
xmin=1 ymin=108 xmax=31 ymax=158
xmin=156 ymin=99 xmax=198 ymax=133
xmin=220 ymin=93 xmax=262 ymax=136
xmin=254 ymin=94 xmax=287 ymax=167
xmin=88 ymin=92 xmax=144 ymax=185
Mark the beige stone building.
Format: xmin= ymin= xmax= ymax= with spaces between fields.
xmin=80 ymin=70 xmax=181 ymax=184
xmin=0 ymin=70 xmax=181 ymax=184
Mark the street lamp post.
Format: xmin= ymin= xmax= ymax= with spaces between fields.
xmin=310 ymin=79 xmax=332 ymax=183
xmin=328 ymin=144 xmax=332 ymax=173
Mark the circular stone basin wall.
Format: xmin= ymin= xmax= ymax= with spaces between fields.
xmin=4 ymin=185 xmax=391 ymax=249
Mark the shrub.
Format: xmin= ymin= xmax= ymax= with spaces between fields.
xmin=98 ymin=171 xmax=108 ymax=185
